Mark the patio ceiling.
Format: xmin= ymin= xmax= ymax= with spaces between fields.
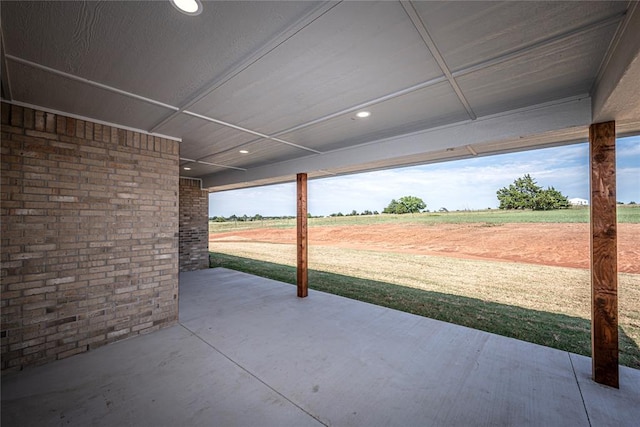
xmin=2 ymin=1 xmax=639 ymax=191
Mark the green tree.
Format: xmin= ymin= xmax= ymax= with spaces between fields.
xmin=383 ymin=199 xmax=399 ymax=214
xmin=383 ymin=196 xmax=426 ymax=214
xmin=496 ymin=174 xmax=538 ymax=209
xmin=497 ymin=174 xmax=569 ymax=210
xmin=534 ymin=186 xmax=570 ymax=210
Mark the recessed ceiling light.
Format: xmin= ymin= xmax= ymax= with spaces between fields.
xmin=356 ymin=111 xmax=371 ymax=118
xmin=239 ymin=150 xmax=249 ymax=154
xmin=183 ymin=167 xmax=192 ymax=170
xmin=170 ymin=0 xmax=202 ymax=16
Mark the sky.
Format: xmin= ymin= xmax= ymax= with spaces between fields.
xmin=209 ymin=135 xmax=640 ymax=217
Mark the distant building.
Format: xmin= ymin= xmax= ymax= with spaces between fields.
xmin=569 ymin=197 xmax=589 ymax=206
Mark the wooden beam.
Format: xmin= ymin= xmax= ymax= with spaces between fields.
xmin=297 ymin=173 xmax=308 ymax=298
xmin=589 ymin=121 xmax=618 ymax=388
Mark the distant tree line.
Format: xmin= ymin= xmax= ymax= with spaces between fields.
xmin=210 ymin=177 xmax=589 ymax=221
xmin=329 ymin=210 xmax=379 ymax=217
xmin=209 ymin=214 xmax=297 ymax=222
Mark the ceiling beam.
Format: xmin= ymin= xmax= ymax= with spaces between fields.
xmin=453 ymin=11 xmax=625 ymax=78
xmin=4 ymin=55 xmax=179 ymax=112
xmin=202 ymin=96 xmax=591 ymax=191
xmin=147 ymin=1 xmax=340 ymax=134
xmin=400 ymin=1 xmax=476 ymax=120
xmin=180 ymin=157 xmax=246 ymax=172
xmin=197 ymin=75 xmax=448 ymax=161
xmin=591 ymin=1 xmax=640 ymax=123
xmin=183 ymin=111 xmax=322 ymax=154
xmin=270 ymin=76 xmax=448 ymax=138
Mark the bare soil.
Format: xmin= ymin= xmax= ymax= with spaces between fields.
xmin=210 ymin=223 xmax=640 ymax=274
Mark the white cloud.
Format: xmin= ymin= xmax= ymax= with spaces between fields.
xmin=617 ymin=135 xmax=640 ymax=157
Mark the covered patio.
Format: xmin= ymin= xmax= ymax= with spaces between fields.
xmin=3 ymin=268 xmax=639 ymax=426
xmin=2 ymin=1 xmax=640 ymax=421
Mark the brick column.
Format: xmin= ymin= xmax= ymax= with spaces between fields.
xmin=179 ymin=178 xmax=209 ymax=272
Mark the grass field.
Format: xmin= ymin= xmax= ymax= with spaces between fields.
xmin=210 ymin=205 xmax=640 ymax=233
xmin=209 ymin=206 xmax=640 ymax=368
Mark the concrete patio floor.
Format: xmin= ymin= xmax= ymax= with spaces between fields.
xmin=2 ymin=267 xmax=639 ymax=426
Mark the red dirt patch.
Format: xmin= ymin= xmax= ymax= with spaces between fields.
xmin=211 ymin=223 xmax=640 ymax=274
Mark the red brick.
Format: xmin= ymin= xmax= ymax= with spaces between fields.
xmin=10 ymin=105 xmax=24 ymax=127
xmin=1 ymin=102 xmax=10 ymax=124
xmin=179 ymin=178 xmax=209 ymax=271
xmin=24 ymin=108 xmax=35 ymax=130
xmin=34 ymin=111 xmax=46 ymax=131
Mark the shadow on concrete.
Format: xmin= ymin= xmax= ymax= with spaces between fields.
xmin=209 ymin=252 xmax=639 ymax=370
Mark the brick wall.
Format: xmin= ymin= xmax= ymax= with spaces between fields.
xmin=179 ymin=178 xmax=209 ymax=272
xmin=0 ymin=102 xmax=180 ymax=370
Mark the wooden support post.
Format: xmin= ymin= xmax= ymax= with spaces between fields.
xmin=297 ymin=173 xmax=308 ymax=298
xmin=589 ymin=121 xmax=618 ymax=388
